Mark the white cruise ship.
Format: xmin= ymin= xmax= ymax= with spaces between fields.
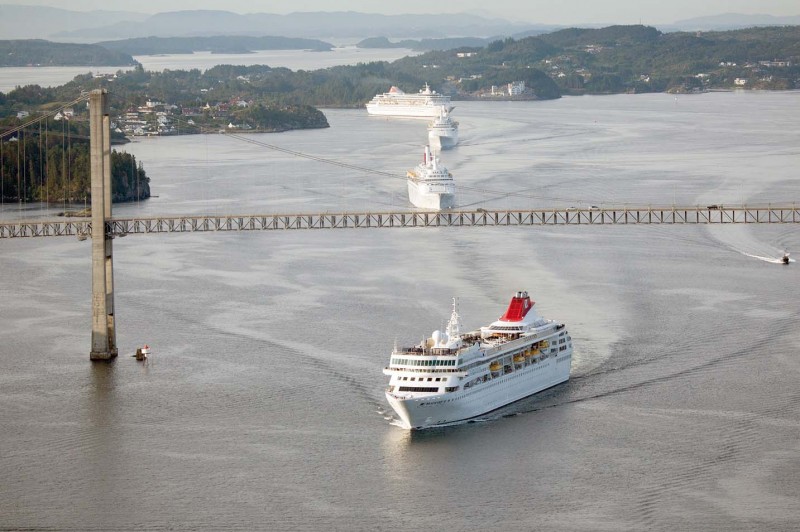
xmin=366 ymin=83 xmax=454 ymax=119
xmin=427 ymin=106 xmax=459 ymax=150
xmin=384 ymin=291 xmax=573 ymax=430
xmin=407 ymin=145 xmax=455 ymax=210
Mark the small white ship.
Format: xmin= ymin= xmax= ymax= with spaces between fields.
xmin=427 ymin=106 xmax=459 ymax=150
xmin=366 ymin=83 xmax=453 ymax=119
xmin=406 ymin=145 xmax=455 ymax=210
xmin=384 ymin=291 xmax=573 ymax=430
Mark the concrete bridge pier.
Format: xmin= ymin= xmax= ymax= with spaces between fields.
xmin=89 ymin=89 xmax=117 ymax=361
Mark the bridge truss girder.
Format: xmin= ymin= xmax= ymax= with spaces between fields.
xmin=2 ymin=205 xmax=799 ymax=239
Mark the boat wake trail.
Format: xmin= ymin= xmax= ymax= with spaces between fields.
xmin=740 ymin=251 xmax=793 ymax=264
xmin=705 ymin=224 xmax=793 ymax=264
xmin=476 ymin=296 xmax=800 ymax=424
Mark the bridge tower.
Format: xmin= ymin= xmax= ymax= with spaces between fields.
xmin=89 ymin=89 xmax=117 ymax=360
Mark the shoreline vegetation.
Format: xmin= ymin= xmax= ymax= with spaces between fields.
xmin=0 ymin=123 xmax=150 ymax=205
xmin=1 ymin=24 xmax=798 ymax=203
xmin=1 ymin=108 xmax=150 ymax=204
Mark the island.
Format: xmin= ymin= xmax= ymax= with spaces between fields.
xmin=96 ymin=36 xmax=334 ymax=56
xmin=0 ymin=40 xmax=136 ymax=68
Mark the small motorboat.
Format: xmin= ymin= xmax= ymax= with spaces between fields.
xmin=135 ymin=344 xmax=151 ymax=361
xmin=782 ymin=252 xmax=790 ymax=265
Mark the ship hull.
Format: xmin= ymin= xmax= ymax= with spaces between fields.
xmin=428 ymin=129 xmax=459 ymax=150
xmin=387 ymin=351 xmax=571 ymax=430
xmin=408 ymin=180 xmax=455 ymax=210
xmin=366 ymin=103 xmax=454 ymax=119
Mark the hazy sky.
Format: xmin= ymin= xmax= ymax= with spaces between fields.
xmin=12 ymin=0 xmax=800 ymax=24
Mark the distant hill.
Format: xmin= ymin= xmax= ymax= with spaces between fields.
xmin=378 ymin=24 xmax=800 ymax=97
xmin=537 ymin=25 xmax=662 ymax=47
xmin=0 ymin=4 xmax=147 ymax=40
xmin=668 ymin=13 xmax=800 ymax=31
xmin=2 ymin=5 xmax=799 ymax=42
xmin=356 ymin=36 xmax=493 ymax=52
xmin=0 ymin=40 xmax=137 ymax=67
xmin=532 ymin=25 xmax=800 ymax=68
xmin=53 ymin=10 xmax=532 ymax=40
xmin=97 ymin=36 xmax=334 ymax=55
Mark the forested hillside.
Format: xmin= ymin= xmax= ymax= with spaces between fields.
xmin=0 ymin=40 xmax=136 ymax=67
xmin=0 ymin=118 xmax=149 ymax=204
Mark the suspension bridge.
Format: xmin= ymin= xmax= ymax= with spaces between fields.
xmin=2 ymin=204 xmax=799 ymax=239
xmin=1 ymin=90 xmax=798 ymax=360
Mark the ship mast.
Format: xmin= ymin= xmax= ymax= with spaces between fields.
xmin=446 ymin=297 xmax=462 ymax=339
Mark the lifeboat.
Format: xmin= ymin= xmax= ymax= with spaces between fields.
xmin=489 ymin=360 xmax=501 ymax=372
xmin=540 ymin=340 xmax=549 ymax=348
xmin=513 ymin=353 xmax=525 ymax=363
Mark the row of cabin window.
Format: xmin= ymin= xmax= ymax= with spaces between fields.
xmin=398 ymin=386 xmax=459 ymax=393
xmin=392 ymin=358 xmax=457 ymax=367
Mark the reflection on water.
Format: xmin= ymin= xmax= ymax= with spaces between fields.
xmin=86 ymin=362 xmax=121 ymax=505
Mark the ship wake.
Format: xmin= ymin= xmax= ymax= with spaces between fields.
xmin=739 ymin=251 xmax=793 ymax=264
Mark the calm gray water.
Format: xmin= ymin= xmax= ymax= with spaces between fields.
xmin=1 ymin=92 xmax=799 ymax=530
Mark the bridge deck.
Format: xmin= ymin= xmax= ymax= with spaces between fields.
xmin=1 ymin=205 xmax=798 ymax=238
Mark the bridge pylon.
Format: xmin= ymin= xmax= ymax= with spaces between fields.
xmin=89 ymin=89 xmax=117 ymax=361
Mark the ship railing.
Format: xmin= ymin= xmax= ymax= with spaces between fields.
xmin=384 ymin=367 xmax=468 ymax=377
xmin=520 ymin=325 xmax=558 ymax=342
xmin=481 ymin=334 xmax=541 ymax=356
xmin=393 ymin=347 xmax=459 ymax=356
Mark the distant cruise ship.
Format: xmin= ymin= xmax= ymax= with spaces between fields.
xmin=427 ymin=105 xmax=459 ymax=150
xmin=406 ymin=145 xmax=455 ymax=210
xmin=366 ymin=83 xmax=454 ymax=119
xmin=384 ymin=291 xmax=573 ymax=430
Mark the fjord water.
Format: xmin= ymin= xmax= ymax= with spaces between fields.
xmin=1 ymin=92 xmax=799 ymax=530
